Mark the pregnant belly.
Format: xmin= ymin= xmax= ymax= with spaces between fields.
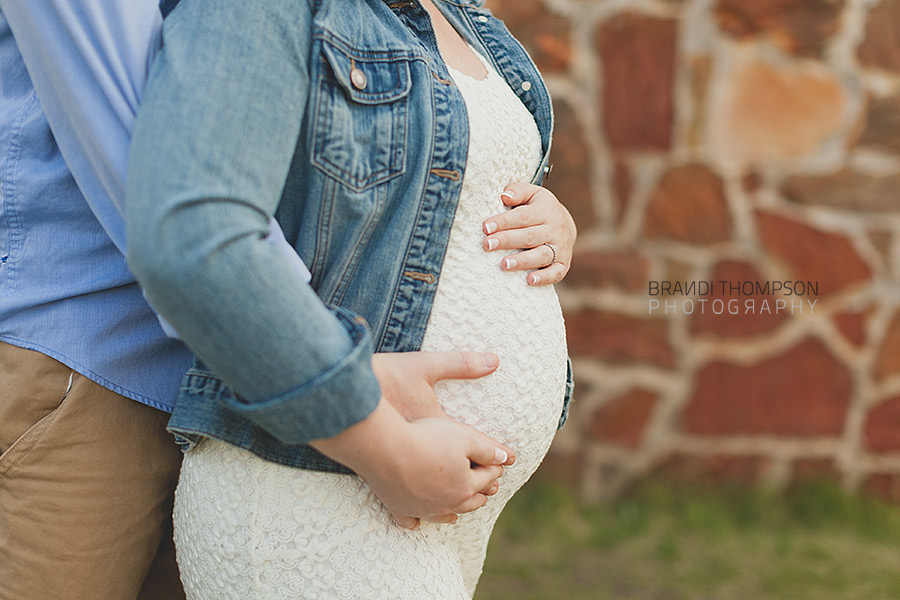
xmin=419 ymin=238 xmax=568 ymax=477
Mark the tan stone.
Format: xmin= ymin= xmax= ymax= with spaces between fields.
xmin=709 ymin=60 xmax=846 ymax=163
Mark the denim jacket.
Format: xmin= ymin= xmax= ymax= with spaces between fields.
xmin=127 ymin=0 xmax=572 ymax=473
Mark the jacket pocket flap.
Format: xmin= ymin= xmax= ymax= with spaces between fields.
xmin=321 ymin=41 xmax=412 ymax=105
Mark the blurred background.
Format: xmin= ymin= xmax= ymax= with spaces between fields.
xmin=477 ymin=0 xmax=900 ymax=597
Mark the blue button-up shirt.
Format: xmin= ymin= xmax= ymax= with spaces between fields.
xmin=0 ymin=1 xmax=193 ymax=409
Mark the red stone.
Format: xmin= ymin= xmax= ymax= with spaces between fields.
xmin=869 ymin=230 xmax=893 ymax=270
xmin=864 ymin=473 xmax=900 ymax=504
xmin=858 ymin=0 xmax=900 ymax=73
xmin=485 ymin=0 xmax=572 ymax=73
xmin=613 ymin=161 xmax=631 ymax=225
xmin=683 ymin=338 xmax=851 ymax=436
xmin=742 ymin=170 xmax=762 ymax=193
xmin=782 ymin=169 xmax=900 ymax=213
xmin=530 ymin=450 xmax=584 ymax=489
xmin=792 ymin=458 xmax=840 ymax=483
xmin=565 ymin=250 xmax=649 ymax=292
xmin=644 ymin=164 xmax=731 ymax=244
xmin=864 ymin=396 xmax=900 ymax=453
xmin=590 ymin=388 xmax=658 ymax=449
xmin=546 ymin=100 xmax=596 ymax=231
xmin=833 ymin=309 xmax=870 ymax=348
xmin=597 ymin=13 xmax=677 ymax=150
xmin=654 ymin=453 xmax=767 ymax=484
xmin=876 ymin=312 xmax=900 ymax=380
xmin=688 ymin=55 xmax=712 ymax=149
xmin=565 ymin=308 xmax=674 ymax=368
xmin=714 ymin=0 xmax=844 ymax=57
xmin=689 ymin=260 xmax=788 ymax=338
xmin=857 ymin=95 xmax=900 ymax=154
xmin=756 ymin=211 xmax=871 ymax=297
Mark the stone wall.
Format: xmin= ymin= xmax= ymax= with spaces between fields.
xmin=485 ymin=0 xmax=900 ymax=500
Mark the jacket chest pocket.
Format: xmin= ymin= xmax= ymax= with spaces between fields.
xmin=312 ymin=41 xmax=413 ymax=192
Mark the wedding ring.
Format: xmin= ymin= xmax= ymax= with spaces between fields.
xmin=543 ymin=242 xmax=558 ymax=266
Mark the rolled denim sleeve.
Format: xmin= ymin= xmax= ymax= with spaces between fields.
xmin=126 ymin=0 xmax=380 ymax=443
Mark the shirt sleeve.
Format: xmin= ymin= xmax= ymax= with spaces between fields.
xmin=0 ymin=0 xmax=160 ymax=251
xmin=0 ymin=0 xmax=311 ymax=334
xmin=126 ymin=0 xmax=381 ymax=444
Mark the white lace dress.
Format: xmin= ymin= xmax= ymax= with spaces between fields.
xmin=173 ymin=49 xmax=568 ymax=600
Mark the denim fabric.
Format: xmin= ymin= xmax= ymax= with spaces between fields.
xmin=127 ymin=0 xmax=571 ymax=472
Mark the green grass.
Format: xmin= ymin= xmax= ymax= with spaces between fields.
xmin=476 ymin=481 xmax=900 ymax=600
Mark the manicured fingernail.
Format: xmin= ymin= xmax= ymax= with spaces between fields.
xmin=484 ymin=222 xmax=497 ymax=234
xmin=486 ymin=238 xmax=498 ymax=250
xmin=529 ymin=274 xmax=541 ymax=285
xmin=503 ymin=257 xmax=517 ymax=270
xmin=494 ymin=448 xmax=508 ymax=464
xmin=483 ymin=353 xmax=499 ymax=369
xmin=500 ymin=190 xmax=515 ymax=201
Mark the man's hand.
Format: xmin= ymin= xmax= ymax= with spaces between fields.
xmin=371 ymin=350 xmax=500 ymax=421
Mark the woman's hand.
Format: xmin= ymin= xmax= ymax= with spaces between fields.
xmin=310 ymin=399 xmax=516 ymax=530
xmin=370 ymin=350 xmax=509 ymax=525
xmin=482 ymin=182 xmax=576 ymax=286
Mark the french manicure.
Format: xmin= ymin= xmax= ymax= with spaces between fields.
xmin=503 ymin=257 xmax=517 ymax=270
xmin=486 ymin=238 xmax=498 ymax=250
xmin=484 ymin=222 xmax=497 ymax=234
xmin=500 ymin=190 xmax=515 ymax=201
xmin=494 ymin=448 xmax=508 ymax=464
xmin=529 ymin=274 xmax=541 ymax=285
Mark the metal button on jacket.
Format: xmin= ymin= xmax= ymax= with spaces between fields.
xmin=350 ymin=67 xmax=367 ymax=90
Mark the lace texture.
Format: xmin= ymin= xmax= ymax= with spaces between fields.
xmin=174 ymin=49 xmax=567 ymax=600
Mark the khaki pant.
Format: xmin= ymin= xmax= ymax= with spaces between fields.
xmin=0 ymin=343 xmax=185 ymax=600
